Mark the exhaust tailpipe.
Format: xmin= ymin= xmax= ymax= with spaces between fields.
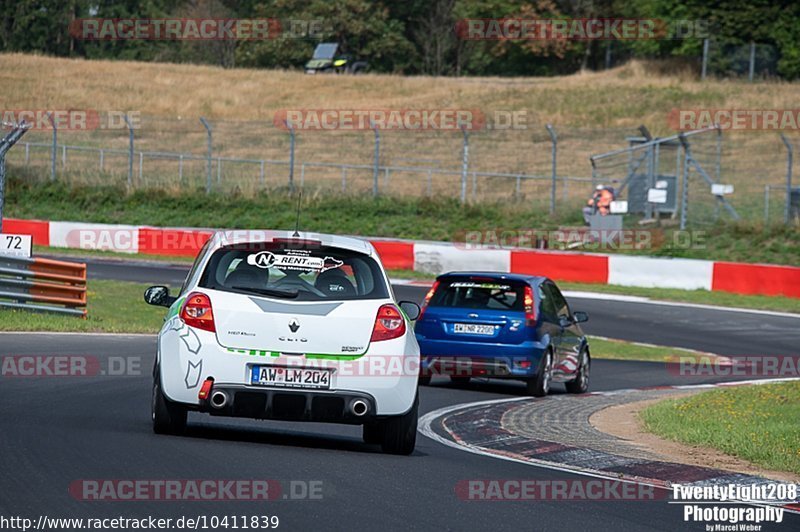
xmin=210 ymin=390 xmax=229 ymax=409
xmin=350 ymin=399 xmax=369 ymax=417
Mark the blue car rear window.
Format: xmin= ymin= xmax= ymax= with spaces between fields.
xmin=429 ymin=280 xmax=525 ymax=311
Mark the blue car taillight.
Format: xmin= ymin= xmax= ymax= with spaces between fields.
xmin=418 ymin=280 xmax=439 ymax=321
xmin=524 ymin=285 xmax=536 ymax=326
xmin=514 ymin=358 xmax=533 ymax=369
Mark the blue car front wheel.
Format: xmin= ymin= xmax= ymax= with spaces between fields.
xmin=565 ymin=351 xmax=590 ymax=394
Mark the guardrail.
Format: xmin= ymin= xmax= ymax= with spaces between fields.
xmin=0 ymin=255 xmax=87 ymax=317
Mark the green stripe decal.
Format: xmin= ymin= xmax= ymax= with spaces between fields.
xmin=305 ymin=353 xmax=364 ymax=361
xmin=165 ymin=296 xmax=186 ymax=320
xmin=226 ymin=348 xmax=365 ymax=361
xmin=226 ymin=348 xmax=279 ymax=357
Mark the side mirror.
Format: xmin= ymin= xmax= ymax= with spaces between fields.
xmin=144 ymin=286 xmax=176 ymax=308
xmin=399 ymin=301 xmax=421 ymax=321
xmin=573 ymin=311 xmax=589 ymax=324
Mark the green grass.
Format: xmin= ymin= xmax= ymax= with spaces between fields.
xmin=25 ymin=247 xmax=800 ymax=315
xmin=641 ymin=381 xmax=800 ymax=474
xmin=386 ymin=270 xmax=800 ymax=314
xmin=0 ymin=278 xmax=726 ymax=366
xmin=23 ymin=249 xmax=800 ymax=315
xmin=0 ymin=279 xmax=172 ymax=333
xmin=586 ymin=336 xmax=714 ymax=363
xmin=640 ymin=222 xmax=800 ymax=266
xmin=559 ymin=282 xmax=800 ymax=314
xmin=7 ymin=175 xmax=583 ymax=242
xmin=6 ymin=176 xmax=800 ymax=267
xmin=387 ymin=271 xmax=800 ymax=314
xmin=34 ymin=245 xmax=195 ymax=264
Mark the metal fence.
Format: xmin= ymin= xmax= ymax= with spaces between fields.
xmin=3 ymin=114 xmax=798 ymax=226
xmin=0 ymin=122 xmax=91 ymax=318
xmin=590 ymin=127 xmax=738 ymax=228
xmin=6 ymin=114 xmax=631 ymax=208
xmin=590 ymin=127 xmax=798 ymax=227
xmin=0 ymin=121 xmax=31 ymax=232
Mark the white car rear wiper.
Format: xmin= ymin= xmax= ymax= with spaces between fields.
xmin=231 ymin=286 xmax=299 ymax=299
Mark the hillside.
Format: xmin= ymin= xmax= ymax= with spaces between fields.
xmin=2 ymin=53 xmax=798 ymax=222
xmin=2 ymin=53 xmax=798 ymax=131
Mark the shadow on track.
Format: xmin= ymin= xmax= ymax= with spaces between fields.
xmin=152 ymin=419 xmax=430 ymax=457
xmin=423 ymin=377 xmax=569 ymax=397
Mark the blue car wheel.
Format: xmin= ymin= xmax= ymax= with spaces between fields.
xmin=526 ymin=349 xmax=552 ymax=397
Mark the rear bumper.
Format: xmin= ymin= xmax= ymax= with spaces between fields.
xmin=198 ymin=385 xmax=382 ymax=424
xmin=158 ymin=318 xmax=419 ymax=417
xmin=417 ymin=337 xmax=546 ymax=378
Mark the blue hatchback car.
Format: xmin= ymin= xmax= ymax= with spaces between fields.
xmin=414 ymin=272 xmax=590 ymax=396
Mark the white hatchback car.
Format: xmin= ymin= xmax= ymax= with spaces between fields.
xmin=144 ymin=231 xmax=421 ymax=455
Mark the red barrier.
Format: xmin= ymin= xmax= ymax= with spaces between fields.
xmin=370 ymin=240 xmax=415 ymax=270
xmin=3 ymin=218 xmax=50 ymax=246
xmin=712 ymin=262 xmax=800 ymax=298
xmin=4 ymin=217 xmax=800 ymax=300
xmin=510 ymin=250 xmax=609 ymax=284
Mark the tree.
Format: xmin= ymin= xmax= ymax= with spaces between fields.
xmin=412 ymin=0 xmax=455 ymax=75
xmin=0 ymin=0 xmax=89 ymax=56
xmin=236 ymin=0 xmax=415 ymax=73
xmin=74 ymin=0 xmax=183 ymax=62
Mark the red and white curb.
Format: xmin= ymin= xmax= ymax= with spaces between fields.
xmin=5 ymin=217 xmax=800 ymax=299
xmin=391 ymin=279 xmax=800 ymax=319
xmin=418 ymin=378 xmax=800 ymax=514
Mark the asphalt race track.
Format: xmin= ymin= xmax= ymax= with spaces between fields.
xmin=2 ymin=257 xmax=798 ymax=531
xmin=78 ymin=255 xmax=800 ymax=357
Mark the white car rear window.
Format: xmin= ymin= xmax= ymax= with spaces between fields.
xmin=199 ymin=242 xmax=389 ymax=301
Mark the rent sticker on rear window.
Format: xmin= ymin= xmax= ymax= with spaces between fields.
xmin=450 ymin=282 xmax=511 ymax=290
xmin=246 ymin=250 xmax=344 ymax=272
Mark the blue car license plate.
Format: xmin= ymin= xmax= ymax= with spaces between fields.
xmin=453 ymin=323 xmax=495 ymax=335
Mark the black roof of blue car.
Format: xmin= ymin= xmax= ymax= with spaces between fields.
xmin=435 ymin=271 xmax=547 ymax=284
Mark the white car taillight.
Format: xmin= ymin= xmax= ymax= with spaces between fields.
xmin=180 ymin=292 xmax=216 ymax=332
xmin=371 ymin=304 xmax=406 ymax=342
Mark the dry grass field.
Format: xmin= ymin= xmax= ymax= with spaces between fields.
xmin=5 ymin=53 xmax=800 ymax=127
xmin=2 ymin=53 xmax=798 ymax=217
